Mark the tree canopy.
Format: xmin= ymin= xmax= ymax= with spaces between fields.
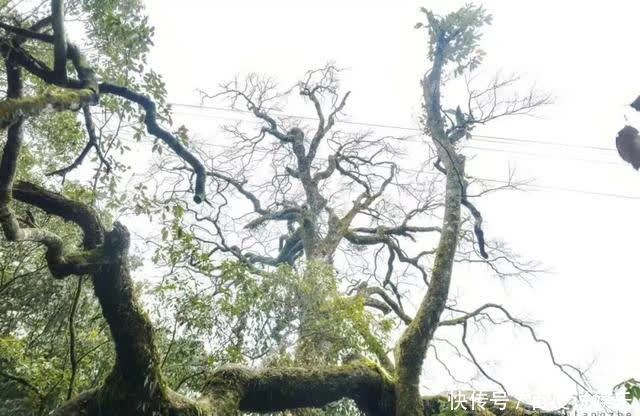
xmin=0 ymin=2 xmax=629 ymax=416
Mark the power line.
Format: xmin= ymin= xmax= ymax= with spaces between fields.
xmin=485 ymin=180 xmax=640 ymax=200
xmin=119 ymin=131 xmax=640 ymax=201
xmin=168 ymin=102 xmax=619 ymax=153
xmin=167 ymin=109 xmax=620 ymax=166
xmin=471 ymin=134 xmax=616 ymax=152
xmin=464 ymin=145 xmax=620 ymax=166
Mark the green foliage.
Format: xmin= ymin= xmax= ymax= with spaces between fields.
xmin=27 ymin=110 xmax=84 ymax=173
xmin=0 ymin=229 xmax=113 ymax=415
xmin=152 ymin=247 xmax=394 ymax=381
xmin=73 ymin=0 xmax=173 ymax=124
xmin=0 ymin=0 xmax=182 ymax=412
xmin=416 ymin=4 xmax=492 ymax=76
xmin=616 ymin=378 xmax=640 ymax=404
xmin=295 ymin=261 xmax=392 ymax=365
xmin=77 ymin=0 xmax=154 ymax=80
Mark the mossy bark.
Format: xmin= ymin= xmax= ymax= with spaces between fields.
xmin=49 ymin=222 xmax=205 ymax=416
xmin=394 ymin=30 xmax=464 ymax=416
xmin=203 ymin=361 xmax=395 ymax=416
xmin=88 ymin=223 xmax=169 ymax=414
xmin=0 ymin=88 xmax=96 ymax=129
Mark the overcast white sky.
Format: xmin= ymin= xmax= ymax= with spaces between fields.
xmin=136 ymin=0 xmax=640 ymax=412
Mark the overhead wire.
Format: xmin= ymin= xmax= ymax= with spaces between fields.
xmin=168 ymin=106 xmax=622 ymax=168
xmin=117 ymin=132 xmax=640 ymax=202
xmin=168 ymin=102 xmax=619 ymax=153
xmin=167 ymin=109 xmax=621 ymax=168
xmin=113 ymin=105 xmax=640 ymax=200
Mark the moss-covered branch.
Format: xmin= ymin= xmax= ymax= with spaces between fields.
xmin=203 ymin=361 xmax=395 ymax=416
xmin=393 ymin=26 xmax=466 ymax=416
xmin=0 ymin=54 xmax=167 ymax=415
xmin=0 ymin=59 xmax=103 ymax=278
xmin=0 ymin=88 xmax=96 ymax=129
xmin=0 ymin=22 xmax=203 ymax=203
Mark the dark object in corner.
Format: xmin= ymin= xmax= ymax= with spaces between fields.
xmin=616 ymin=125 xmax=640 ymax=170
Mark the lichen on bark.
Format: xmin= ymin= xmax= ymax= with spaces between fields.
xmin=0 ymin=88 xmax=96 ymax=129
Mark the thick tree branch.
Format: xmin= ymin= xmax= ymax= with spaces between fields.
xmin=0 ymin=59 xmax=102 ymax=278
xmin=1 ymin=27 xmax=204 ymax=202
xmin=51 ymin=0 xmax=67 ymax=83
xmin=0 ymin=20 xmax=54 ymax=43
xmin=350 ymin=224 xmax=440 ymax=241
xmin=203 ymin=362 xmax=394 ymax=416
xmin=99 ymin=82 xmax=206 ymax=203
xmin=394 ymin=30 xmax=465 ymax=416
xmin=0 ymin=87 xmax=96 ymax=129
xmin=312 ymin=154 xmax=337 ymax=182
xmin=434 ymin=158 xmax=488 ymax=258
xmin=0 ymin=38 xmax=84 ymax=89
xmin=12 ymin=181 xmax=104 ymax=248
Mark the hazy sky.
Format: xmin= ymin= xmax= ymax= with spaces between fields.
xmin=138 ymin=0 xmax=640 ymax=411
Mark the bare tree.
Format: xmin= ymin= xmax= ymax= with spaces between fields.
xmin=151 ymin=58 xmax=549 ymax=368
xmin=151 ymin=64 xmax=454 ymax=366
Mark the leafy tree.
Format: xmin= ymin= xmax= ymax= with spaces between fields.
xmin=0 ymin=2 xmax=588 ymax=416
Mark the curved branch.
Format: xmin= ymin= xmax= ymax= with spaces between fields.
xmin=206 ymin=169 xmax=268 ymax=215
xmin=12 ymin=181 xmax=104 ymax=248
xmin=461 ymin=321 xmax=509 ymax=395
xmin=358 ymin=285 xmax=412 ymax=325
xmin=0 ymin=59 xmax=103 ymax=278
xmin=440 ymin=303 xmax=592 ymax=394
xmin=47 ymin=105 xmax=111 ymax=177
xmin=434 ymin=158 xmax=488 ymax=259
xmin=99 ymin=82 xmax=206 ymax=203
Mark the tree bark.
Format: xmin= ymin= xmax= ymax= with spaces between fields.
xmin=203 ymin=362 xmax=395 ymax=416
xmin=394 ymin=32 xmax=465 ymax=416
